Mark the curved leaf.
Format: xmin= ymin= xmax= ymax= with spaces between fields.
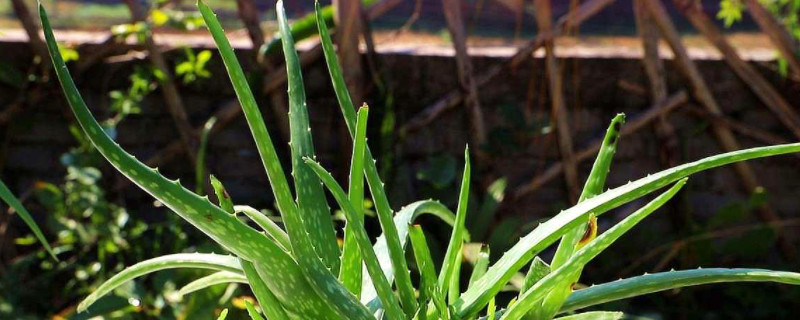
xmin=179 ymin=271 xmax=248 ymax=295
xmin=500 ymin=179 xmax=687 ymax=320
xmin=0 ymin=177 xmax=57 ymax=260
xmin=234 ymin=205 xmax=290 ymax=251
xmin=78 ymin=253 xmax=242 ymax=311
xmin=561 ymin=268 xmax=800 ymax=313
xmin=304 ymin=156 xmax=406 ymax=320
xmin=538 ymin=114 xmax=625 ymax=319
xmin=454 ymin=143 xmax=800 ymax=318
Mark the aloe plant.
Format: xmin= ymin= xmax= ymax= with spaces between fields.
xmin=34 ymin=1 xmax=800 ymax=319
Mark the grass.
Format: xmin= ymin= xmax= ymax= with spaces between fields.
xmin=5 ymin=0 xmax=797 ymax=319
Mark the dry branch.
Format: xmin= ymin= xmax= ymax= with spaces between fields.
xmin=400 ymin=0 xmax=617 ymax=135
xmin=124 ymin=0 xmax=198 ymax=164
xmin=644 ymin=0 xmax=796 ymax=263
xmin=677 ymin=0 xmax=800 ymax=141
xmin=11 ymin=0 xmax=49 ymax=62
xmin=442 ymin=0 xmax=488 ymax=149
xmin=534 ymin=0 xmax=580 ymax=203
xmin=744 ymin=0 xmax=800 ymax=77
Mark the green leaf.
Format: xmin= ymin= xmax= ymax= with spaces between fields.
xmin=78 ymin=253 xmax=242 ymax=311
xmin=520 ymin=257 xmax=550 ymax=293
xmin=209 ymin=174 xmax=233 ymax=214
xmin=216 ymin=309 xmax=229 ymax=320
xmin=196 ymin=116 xmax=217 ymax=195
xmin=500 ymin=179 xmax=687 ymax=320
xmin=0 ymin=177 xmax=57 ymax=260
xmin=339 ymin=106 xmax=370 ymax=295
xmin=304 ymin=156 xmax=406 ymax=320
xmin=468 ymin=245 xmax=490 ymax=289
xmin=315 ymin=1 xmax=417 ymax=314
xmin=561 ymin=268 xmax=800 ymax=313
xmin=241 ymin=260 xmax=290 ymax=320
xmin=454 ymin=142 xmax=800 ymax=318
xmin=361 ymin=200 xmax=458 ymax=312
xmin=439 ymin=148 xmax=471 ymax=302
xmin=553 ymin=311 xmax=623 ymax=320
xmin=537 ymin=114 xmax=625 ymax=319
xmin=43 ymin=4 xmax=332 ymax=317
xmin=44 ymin=0 xmax=282 ymax=266
xmin=234 ymin=205 xmax=290 ymax=251
xmin=279 ymin=0 xmax=341 ymax=273
xmin=409 ymin=225 xmax=447 ymax=320
xmin=179 ymin=271 xmax=248 ymax=296
xmin=245 ymin=300 xmax=266 ymax=320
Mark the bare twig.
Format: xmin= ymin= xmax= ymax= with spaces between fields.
xmin=400 ymin=0 xmax=617 ymax=134
xmin=512 ymin=90 xmax=689 ymax=199
xmin=684 ymin=106 xmax=792 ymax=146
xmin=442 ymin=0 xmax=488 ymax=152
xmin=236 ymin=0 xmax=290 ymax=142
xmin=644 ymin=0 xmax=796 ymax=263
xmin=534 ymin=0 xmax=580 ymax=203
xmin=621 ymin=218 xmax=800 ymax=276
xmin=677 ymin=0 xmax=800 ymax=140
xmin=10 ymin=0 xmax=49 ymax=62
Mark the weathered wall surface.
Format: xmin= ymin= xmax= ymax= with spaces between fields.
xmin=1 ymin=40 xmax=799 ymax=245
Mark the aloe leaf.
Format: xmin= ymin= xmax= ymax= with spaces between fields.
xmin=241 ymin=260 xmax=290 ymax=320
xmin=470 ymin=178 xmax=507 ymax=241
xmin=0 ymin=177 xmax=57 ymax=260
xmin=197 ymin=0 xmax=332 ymax=265
xmin=196 ymin=116 xmax=217 ymax=195
xmin=468 ymin=245 xmax=490 ymax=288
xmin=179 ymin=271 xmax=248 ymax=295
xmin=361 ymin=200 xmax=457 ymax=312
xmin=77 ymin=253 xmax=242 ymax=311
xmin=553 ymin=311 xmax=623 ymax=320
xmin=42 ymin=1 xmax=285 ymax=273
xmin=276 ymin=0 xmax=341 ymax=273
xmin=245 ymin=300 xmax=267 ymax=320
xmin=454 ymin=142 xmax=800 ymax=318
xmin=339 ymin=106 xmax=370 ymax=295
xmin=217 ymin=309 xmax=229 ymax=320
xmin=304 ymin=156 xmax=407 ymax=320
xmin=520 ymin=257 xmax=550 ymax=293
xmin=200 ymin=2 xmax=358 ymax=317
xmin=439 ymin=148 xmax=471 ymax=299
xmin=409 ymin=225 xmax=446 ymax=320
xmin=210 ymin=174 xmax=234 ymax=214
xmin=561 ymin=268 xmax=800 ymax=313
xmin=262 ymin=0 xmax=379 ymax=56
xmin=500 ymin=179 xmax=687 ymax=320
xmin=235 ymin=205 xmax=290 ymax=251
xmin=44 ymin=4 xmax=332 ymax=317
xmin=314 ymin=1 xmax=418 ymax=313
xmin=537 ymin=114 xmax=625 ymax=319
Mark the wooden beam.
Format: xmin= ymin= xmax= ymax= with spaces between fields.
xmin=677 ymin=0 xmax=800 ymax=140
